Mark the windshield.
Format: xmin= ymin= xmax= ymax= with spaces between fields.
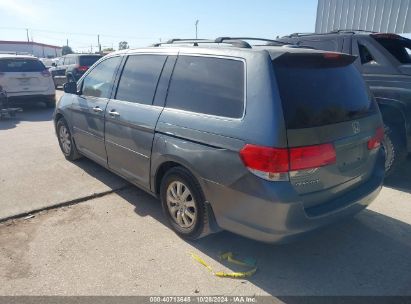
xmin=273 ymin=60 xmax=377 ymax=129
xmin=0 ymin=58 xmax=46 ymax=72
xmin=79 ymin=56 xmax=102 ymax=66
xmin=373 ymin=36 xmax=411 ymax=64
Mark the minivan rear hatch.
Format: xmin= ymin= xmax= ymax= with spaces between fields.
xmin=272 ymin=52 xmax=382 ymax=209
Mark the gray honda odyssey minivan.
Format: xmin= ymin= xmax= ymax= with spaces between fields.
xmin=54 ymin=38 xmax=385 ymax=243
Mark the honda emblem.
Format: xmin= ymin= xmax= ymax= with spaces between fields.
xmin=352 ymin=121 xmax=360 ymax=134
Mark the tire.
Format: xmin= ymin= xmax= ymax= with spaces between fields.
xmin=382 ymin=124 xmax=407 ymax=177
xmin=56 ymin=118 xmax=81 ymax=161
xmin=160 ymin=167 xmax=209 ymax=240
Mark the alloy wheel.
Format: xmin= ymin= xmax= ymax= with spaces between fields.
xmin=166 ymin=181 xmax=197 ymax=229
xmin=59 ymin=125 xmax=71 ymax=155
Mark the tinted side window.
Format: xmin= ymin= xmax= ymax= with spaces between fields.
xmin=79 ymin=56 xmax=102 ymax=67
xmin=374 ymin=37 xmax=411 ymax=64
xmin=82 ymin=56 xmax=122 ymax=98
xmin=358 ymin=43 xmax=378 ymax=64
xmin=115 ymin=55 xmax=167 ymax=105
xmin=166 ymin=56 xmax=244 ymax=118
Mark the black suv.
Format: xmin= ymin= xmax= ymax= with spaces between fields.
xmin=279 ymin=30 xmax=411 ymax=175
xmin=50 ymin=54 xmax=102 ymax=88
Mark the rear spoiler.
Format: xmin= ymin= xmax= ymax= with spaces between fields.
xmin=371 ymin=33 xmax=410 ymax=41
xmin=272 ymin=52 xmax=357 ymax=68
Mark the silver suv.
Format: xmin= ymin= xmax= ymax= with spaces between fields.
xmin=54 ymin=38 xmax=385 ymax=243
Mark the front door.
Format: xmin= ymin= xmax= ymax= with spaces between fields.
xmin=70 ymin=56 xmax=122 ymax=166
xmin=105 ymin=54 xmax=169 ymax=187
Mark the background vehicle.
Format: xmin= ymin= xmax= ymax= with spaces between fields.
xmin=50 ymin=54 xmax=102 ymax=88
xmin=39 ymin=58 xmax=55 ymax=69
xmin=0 ymin=54 xmax=55 ymax=107
xmin=54 ymin=38 xmax=385 ymax=243
xmin=279 ymin=30 xmax=411 ymax=176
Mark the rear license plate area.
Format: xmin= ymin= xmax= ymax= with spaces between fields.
xmin=337 ymin=144 xmax=366 ymax=171
xmin=18 ymin=78 xmax=30 ymax=85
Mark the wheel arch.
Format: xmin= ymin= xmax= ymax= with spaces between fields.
xmin=53 ymin=111 xmax=64 ymax=131
xmin=153 ymin=160 xmax=198 ymax=196
xmin=153 ymin=158 xmax=221 ymax=235
xmin=54 ymin=110 xmax=75 ymax=136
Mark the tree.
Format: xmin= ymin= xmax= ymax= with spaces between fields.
xmin=62 ymin=46 xmax=73 ymax=55
xmin=118 ymin=41 xmax=129 ymax=50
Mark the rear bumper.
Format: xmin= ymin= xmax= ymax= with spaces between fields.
xmin=8 ymin=94 xmax=55 ymax=104
xmin=203 ymin=149 xmax=385 ymax=243
xmin=52 ymin=76 xmax=67 ymax=86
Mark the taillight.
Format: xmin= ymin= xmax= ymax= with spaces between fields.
xmin=239 ymin=143 xmax=336 ymax=181
xmin=240 ymin=145 xmax=289 ymax=172
xmin=290 ymin=144 xmax=336 ymax=171
xmin=368 ymin=127 xmax=384 ymax=150
xmin=323 ymin=52 xmax=341 ymax=59
xmin=78 ymin=66 xmax=88 ymax=72
xmin=41 ymin=70 xmax=51 ymax=77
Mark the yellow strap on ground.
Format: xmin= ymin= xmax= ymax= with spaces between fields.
xmin=220 ymin=252 xmax=252 ymax=267
xmin=190 ymin=252 xmax=257 ymax=278
xmin=191 ymin=253 xmax=213 ymax=273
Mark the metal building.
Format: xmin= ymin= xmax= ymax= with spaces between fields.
xmin=316 ymin=0 xmax=411 ymax=34
xmin=0 ymin=41 xmax=62 ymax=58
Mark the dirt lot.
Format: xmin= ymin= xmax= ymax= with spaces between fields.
xmin=0 ymin=92 xmax=411 ymax=296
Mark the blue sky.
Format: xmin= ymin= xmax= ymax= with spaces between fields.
xmin=0 ymin=0 xmax=318 ymax=51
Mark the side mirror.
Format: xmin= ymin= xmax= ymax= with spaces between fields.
xmin=63 ymin=82 xmax=78 ymax=94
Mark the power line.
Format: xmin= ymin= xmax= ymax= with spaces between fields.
xmin=0 ymin=26 xmax=154 ymax=40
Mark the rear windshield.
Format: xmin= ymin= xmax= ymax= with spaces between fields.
xmin=79 ymin=56 xmax=102 ymax=67
xmin=273 ymin=57 xmax=377 ymax=129
xmin=373 ymin=36 xmax=411 ymax=64
xmin=0 ymin=58 xmax=46 ymax=72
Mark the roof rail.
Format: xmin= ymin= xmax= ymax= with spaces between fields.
xmin=152 ymin=37 xmax=253 ymax=48
xmin=330 ymin=29 xmax=378 ymax=34
xmin=152 ymin=39 xmax=214 ymax=47
xmin=284 ymin=32 xmax=316 ymax=38
xmin=284 ymin=29 xmax=378 ymax=38
xmin=167 ymin=38 xmax=212 ymax=44
xmin=215 ymin=37 xmax=290 ymax=46
xmin=152 ymin=36 xmax=292 ymax=49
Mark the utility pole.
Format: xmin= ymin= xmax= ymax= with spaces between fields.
xmin=97 ymin=34 xmax=101 ymax=54
xmin=195 ymin=20 xmax=199 ymax=39
xmin=66 ymin=39 xmax=68 ymax=46
xmin=26 ymin=29 xmax=30 ymax=43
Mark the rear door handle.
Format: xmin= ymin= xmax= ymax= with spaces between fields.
xmin=92 ymin=106 xmax=103 ymax=113
xmin=109 ymin=110 xmax=120 ymax=117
